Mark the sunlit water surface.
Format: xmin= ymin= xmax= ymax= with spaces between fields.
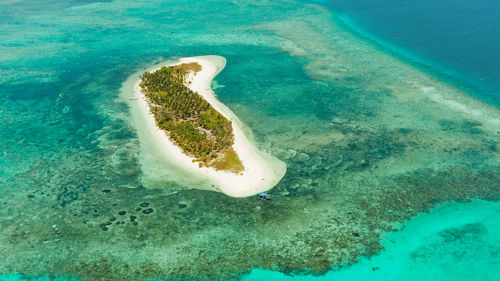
xmin=0 ymin=0 xmax=498 ymax=280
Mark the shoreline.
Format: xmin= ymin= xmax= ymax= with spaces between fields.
xmin=132 ymin=55 xmax=286 ymax=197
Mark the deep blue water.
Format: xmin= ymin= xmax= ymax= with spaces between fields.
xmin=327 ymin=0 xmax=500 ymax=105
xmin=0 ymin=0 xmax=499 ymax=280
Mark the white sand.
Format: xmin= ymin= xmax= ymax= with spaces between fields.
xmin=132 ymin=55 xmax=286 ymax=197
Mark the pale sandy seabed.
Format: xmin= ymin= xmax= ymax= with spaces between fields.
xmin=0 ymin=1 xmax=499 ymax=280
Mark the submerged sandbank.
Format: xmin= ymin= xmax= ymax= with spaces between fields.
xmin=129 ymin=55 xmax=286 ymax=197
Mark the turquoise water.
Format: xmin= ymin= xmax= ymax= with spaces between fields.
xmin=3 ymin=200 xmax=500 ymax=280
xmin=243 ymin=200 xmax=500 ymax=281
xmin=1 ymin=0 xmax=499 ymax=280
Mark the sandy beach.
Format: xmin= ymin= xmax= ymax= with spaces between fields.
xmin=132 ymin=55 xmax=286 ymax=197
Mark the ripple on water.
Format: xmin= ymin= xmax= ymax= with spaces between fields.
xmin=0 ymin=0 xmax=498 ymax=280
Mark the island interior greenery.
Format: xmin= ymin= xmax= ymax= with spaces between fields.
xmin=140 ymin=62 xmax=244 ymax=173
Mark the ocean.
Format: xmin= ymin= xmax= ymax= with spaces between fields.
xmin=326 ymin=0 xmax=500 ymax=105
xmin=0 ymin=0 xmax=498 ymax=280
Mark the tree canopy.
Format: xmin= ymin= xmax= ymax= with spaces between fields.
xmin=140 ymin=63 xmax=244 ymax=173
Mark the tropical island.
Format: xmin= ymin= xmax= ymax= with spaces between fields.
xmin=140 ymin=62 xmax=244 ymax=173
xmin=133 ymin=56 xmax=286 ymax=197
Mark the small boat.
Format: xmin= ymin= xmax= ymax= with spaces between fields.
xmin=257 ymin=192 xmax=271 ymax=200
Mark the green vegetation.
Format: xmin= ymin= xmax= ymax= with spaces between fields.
xmin=140 ymin=62 xmax=244 ymax=173
xmin=210 ymin=149 xmax=245 ymax=173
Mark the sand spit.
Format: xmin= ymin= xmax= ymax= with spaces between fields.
xmin=129 ymin=55 xmax=286 ymax=197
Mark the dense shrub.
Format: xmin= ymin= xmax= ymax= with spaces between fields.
xmin=140 ymin=63 xmax=242 ymax=172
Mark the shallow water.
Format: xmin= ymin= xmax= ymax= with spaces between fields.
xmin=0 ymin=0 xmax=499 ymax=280
xmin=242 ymin=200 xmax=500 ymax=281
xmin=3 ymin=200 xmax=499 ymax=281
